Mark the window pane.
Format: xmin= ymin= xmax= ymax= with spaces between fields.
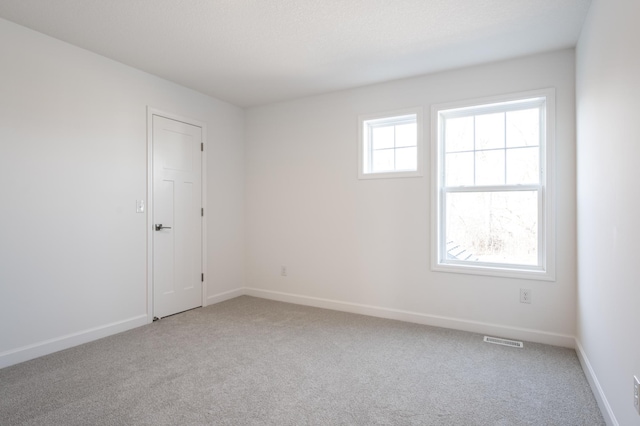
xmin=372 ymin=125 xmax=394 ymax=149
xmin=445 ymin=116 xmax=474 ymax=152
xmin=476 ymin=112 xmax=505 ymax=150
xmin=395 ymin=146 xmax=417 ymax=171
xmin=395 ymin=123 xmax=417 ymax=147
xmin=506 ymin=147 xmax=539 ymax=184
xmin=372 ymin=149 xmax=394 ymax=172
xmin=360 ymin=110 xmax=422 ymax=178
xmin=445 ymin=191 xmax=538 ymax=266
xmin=506 ymin=108 xmax=539 ymax=148
xmin=445 ymin=152 xmax=473 ymax=186
xmin=475 ymin=150 xmax=505 ymax=185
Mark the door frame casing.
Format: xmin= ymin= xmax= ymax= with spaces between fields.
xmin=146 ymin=107 xmax=207 ymax=323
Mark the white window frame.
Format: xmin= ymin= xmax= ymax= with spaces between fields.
xmin=431 ymin=89 xmax=556 ymax=281
xmin=358 ymin=107 xmax=424 ymax=179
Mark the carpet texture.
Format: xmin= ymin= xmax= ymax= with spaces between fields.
xmin=0 ymin=296 xmax=604 ymax=425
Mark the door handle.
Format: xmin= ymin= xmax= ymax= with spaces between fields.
xmin=155 ymin=224 xmax=172 ymax=231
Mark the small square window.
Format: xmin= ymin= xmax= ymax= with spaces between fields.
xmin=358 ymin=108 xmax=423 ymax=179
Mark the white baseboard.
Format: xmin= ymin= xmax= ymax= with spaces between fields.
xmin=0 ymin=314 xmax=148 ymax=370
xmin=0 ymin=288 xmax=245 ymax=370
xmin=244 ymin=287 xmax=575 ymax=348
xmin=0 ymin=287 xmax=577 ymax=365
xmin=206 ymin=288 xmax=245 ymax=306
xmin=575 ymin=339 xmax=618 ymax=426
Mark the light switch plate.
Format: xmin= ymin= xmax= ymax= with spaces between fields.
xmin=136 ymin=200 xmax=145 ymax=213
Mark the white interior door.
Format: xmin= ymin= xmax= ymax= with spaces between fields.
xmin=152 ymin=114 xmax=203 ymax=319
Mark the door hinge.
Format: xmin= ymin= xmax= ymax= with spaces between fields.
xmin=201 ymin=273 xmax=204 ymax=282
xmin=201 ymin=207 xmax=204 ymax=217
xmin=201 ymin=142 xmax=203 ymax=152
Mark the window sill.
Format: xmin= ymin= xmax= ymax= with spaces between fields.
xmin=431 ymin=262 xmax=556 ymax=282
xmin=358 ymin=170 xmax=423 ymax=180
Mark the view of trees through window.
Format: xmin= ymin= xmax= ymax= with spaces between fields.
xmin=446 ymin=191 xmax=538 ymax=265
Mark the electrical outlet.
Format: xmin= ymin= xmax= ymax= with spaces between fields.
xmin=634 ymin=376 xmax=639 ymax=414
xmin=520 ymin=288 xmax=532 ymax=304
xmin=281 ymin=266 xmax=287 ymax=277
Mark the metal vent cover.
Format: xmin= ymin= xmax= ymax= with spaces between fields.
xmin=484 ymin=336 xmax=524 ymax=348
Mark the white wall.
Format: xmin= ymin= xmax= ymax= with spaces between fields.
xmin=0 ymin=18 xmax=245 ymax=367
xmin=245 ymin=50 xmax=577 ymax=346
xmin=576 ymin=0 xmax=640 ymax=424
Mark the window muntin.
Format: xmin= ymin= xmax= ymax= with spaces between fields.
xmin=432 ymin=90 xmax=555 ymax=280
xmin=369 ymin=116 xmax=417 ymax=173
xmin=358 ymin=108 xmax=423 ymax=179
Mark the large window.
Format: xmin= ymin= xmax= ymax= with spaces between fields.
xmin=432 ymin=89 xmax=555 ymax=280
xmin=358 ymin=108 xmax=423 ymax=179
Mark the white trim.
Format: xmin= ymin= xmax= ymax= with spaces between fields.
xmin=358 ymin=107 xmax=424 ymax=180
xmin=0 ymin=315 xmax=147 ymax=369
xmin=430 ymin=89 xmax=555 ymax=114
xmin=146 ymin=107 xmax=208 ymax=320
xmin=244 ymin=287 xmax=574 ymax=347
xmin=430 ymin=88 xmax=556 ymax=281
xmin=201 ymin=120 xmax=208 ymax=306
xmin=146 ymin=110 xmax=153 ymax=323
xmin=206 ymin=288 xmax=245 ymax=305
xmin=430 ymin=262 xmax=554 ymax=281
xmin=575 ymin=339 xmax=619 ymax=426
xmin=439 ymin=97 xmax=547 ymax=119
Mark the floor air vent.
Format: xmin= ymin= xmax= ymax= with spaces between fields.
xmin=484 ymin=336 xmax=524 ymax=348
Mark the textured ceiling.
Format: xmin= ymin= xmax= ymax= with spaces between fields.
xmin=0 ymin=0 xmax=591 ymax=107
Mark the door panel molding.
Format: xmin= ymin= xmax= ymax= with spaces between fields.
xmin=146 ymin=107 xmax=207 ymax=323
